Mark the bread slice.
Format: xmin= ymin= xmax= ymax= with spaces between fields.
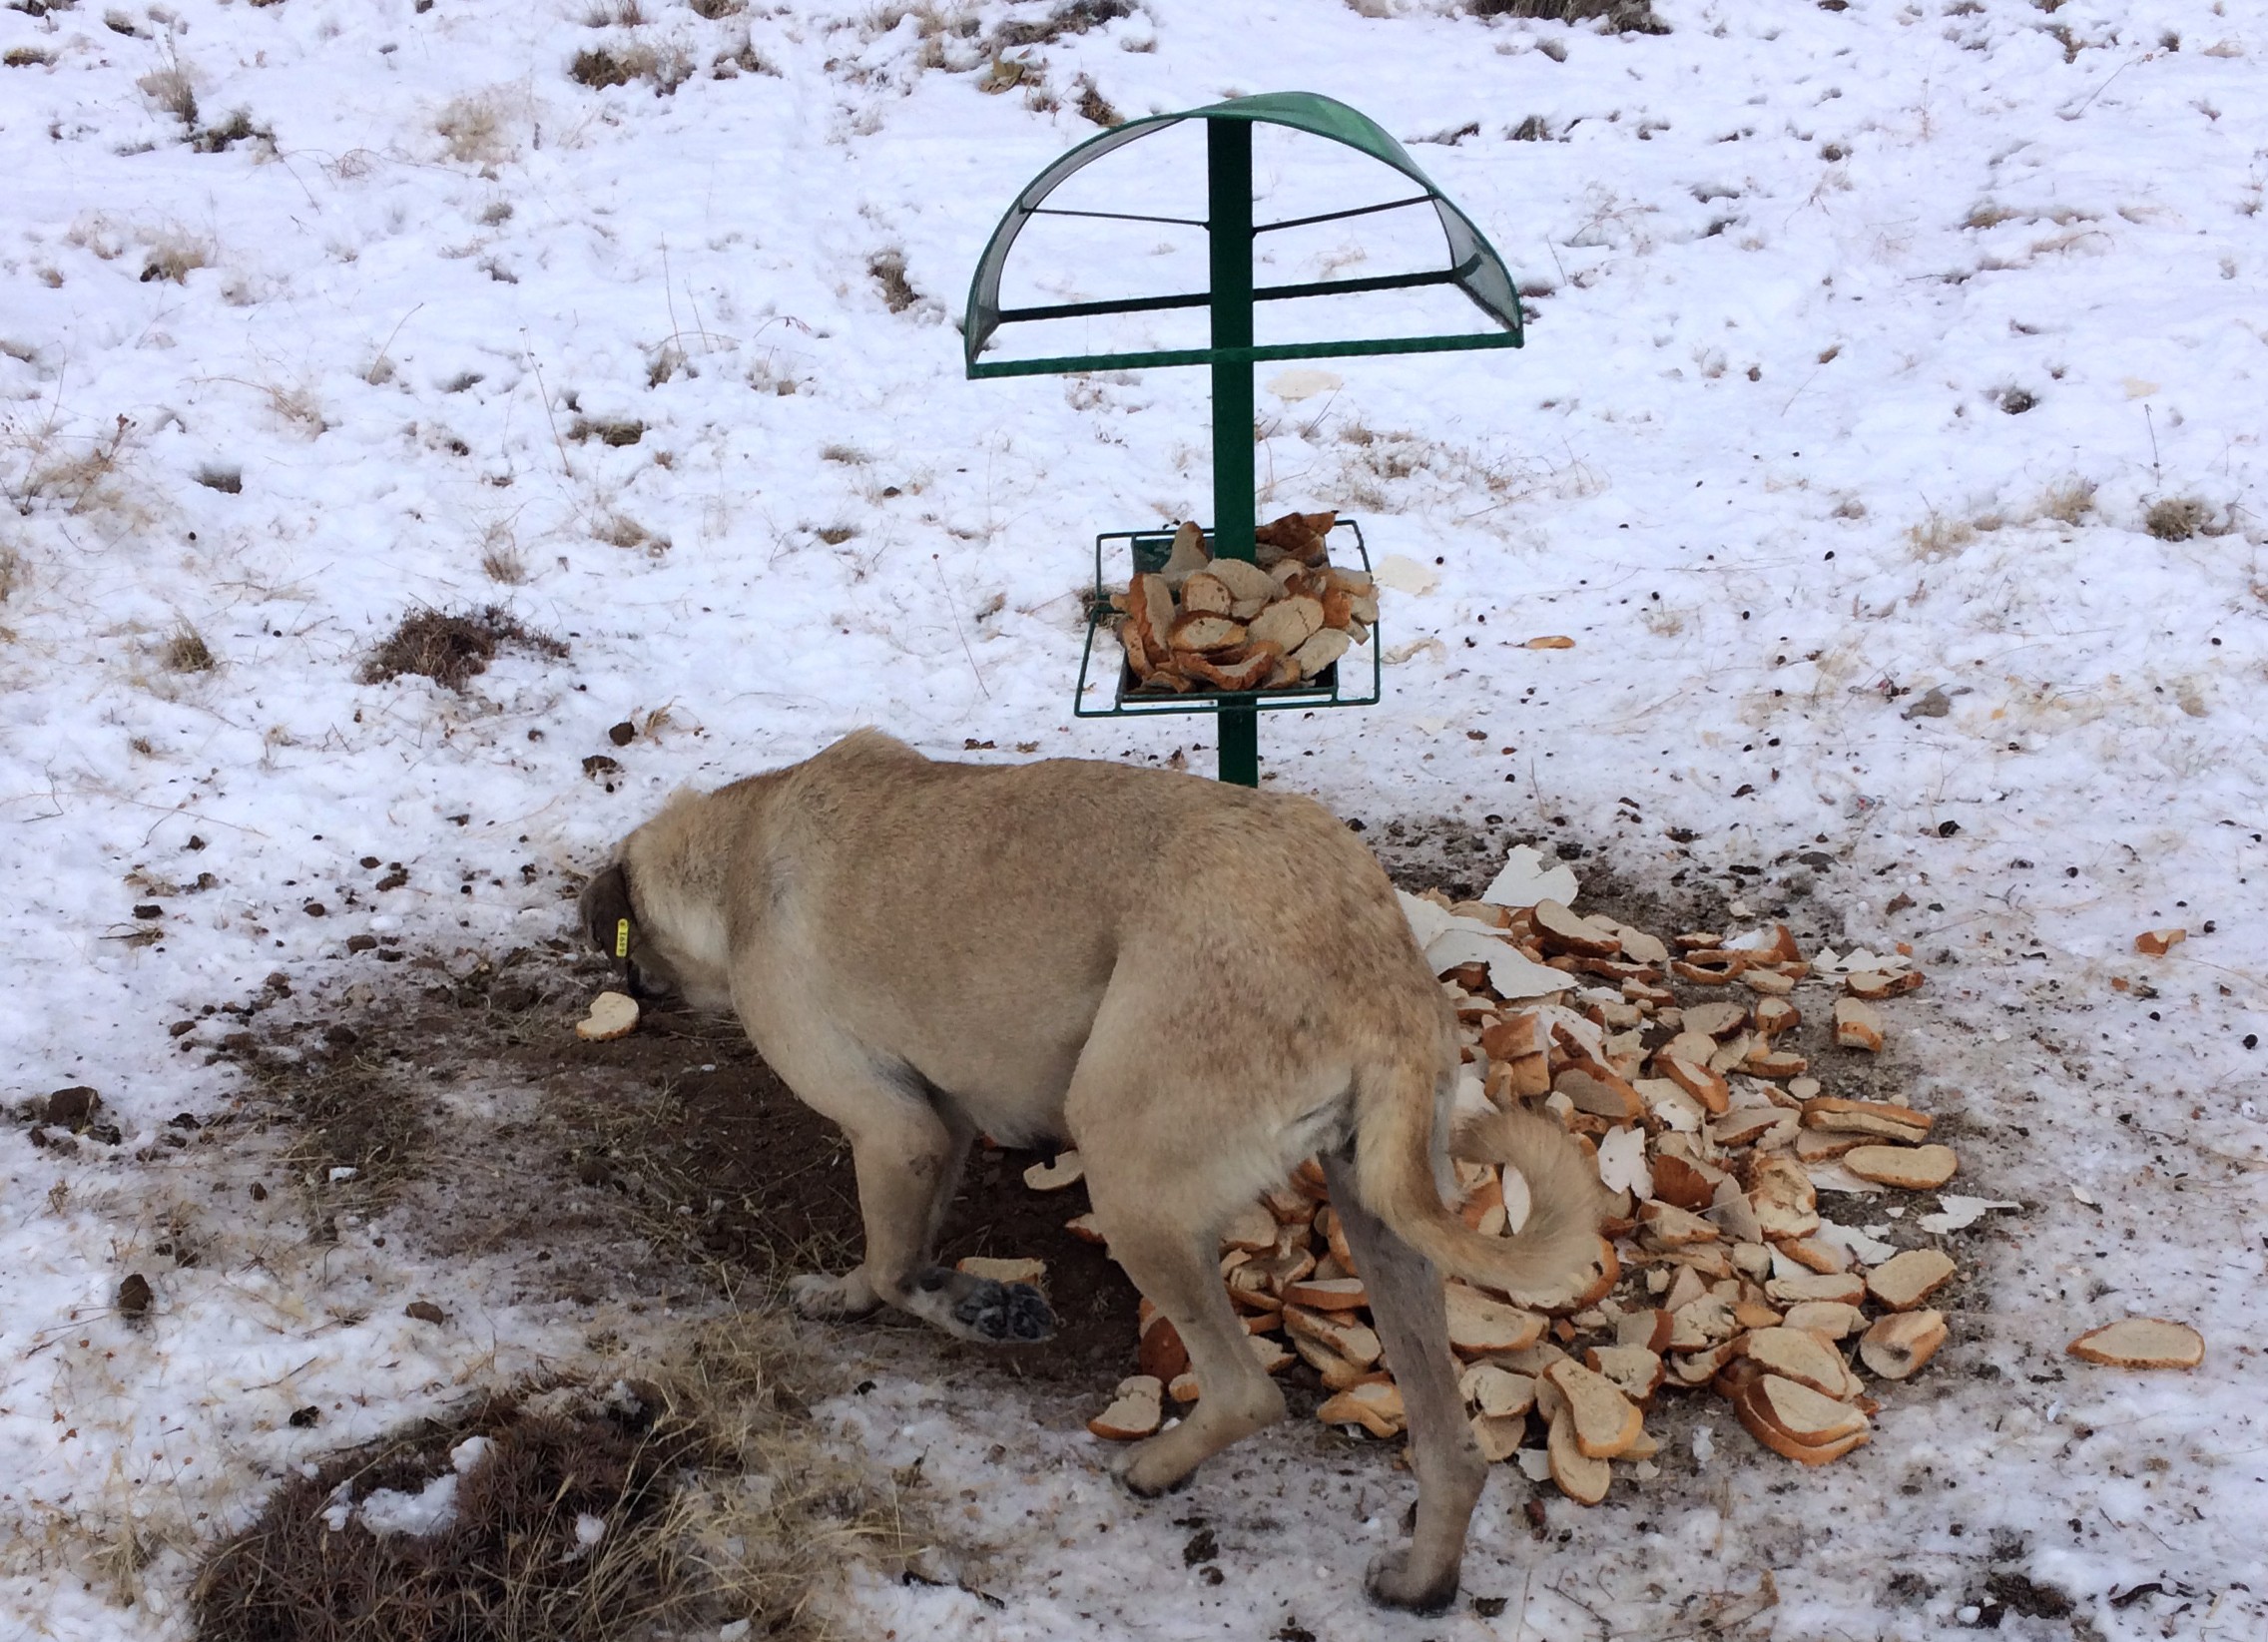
xmin=1063 ymin=1212 xmax=1108 ymax=1247
xmin=1444 ymin=1283 xmax=1548 ymax=1356
xmin=1766 ymin=1271 xmax=1869 ymax=1308
xmin=1772 ymin=1236 xmax=1850 ymax=1276
xmin=1866 ymin=1249 xmax=1957 ymax=1312
xmin=1159 ymin=521 xmax=1211 ymax=587
xmin=1647 ymin=1152 xmax=1720 ymax=1212
xmin=2066 ymin=1318 xmax=2205 ymax=1369
xmin=1800 ymin=1096 xmax=1932 ymax=1140
xmin=1283 ymin=1304 xmax=1383 ymax=1368
xmin=1178 ymin=571 xmax=1234 ymax=616
xmin=1533 ymin=899 xmax=1621 ymax=958
xmin=2133 ymin=927 xmax=2186 ymax=957
xmin=1168 ymin=611 xmax=1246 ymax=654
xmin=1833 ymin=997 xmax=1886 ymax=1052
xmin=1220 ymin=1201 xmax=1279 ymax=1253
xmin=1842 ymin=1143 xmax=1959 ymax=1190
xmin=1471 ymin=1411 xmax=1527 ymax=1462
xmin=574 ymin=990 xmax=640 ymax=1041
xmin=1846 ymin=968 xmax=1924 ymax=1000
xmin=1247 ymin=594 xmax=1325 ymax=653
xmin=1732 ymin=1374 xmax=1870 ymax=1464
xmin=1747 ymin=1156 xmax=1820 ymax=1241
xmin=1290 ymin=627 xmax=1351 ymax=680
xmin=1318 ymin=1377 xmax=1407 ymax=1438
xmin=1282 ymin=1276 xmax=1369 ymax=1312
xmin=1290 ymin=1331 xmax=1378 ymax=1390
xmin=1711 ymin=1107 xmax=1796 ymax=1149
xmin=1137 ymin=1315 xmax=1189 ymax=1382
xmin=1545 ymin=1406 xmax=1613 ymax=1505
xmin=1859 ymin=1310 xmax=1949 ymax=1379
xmin=1128 ymin=572 xmax=1176 ymax=665
xmin=1782 ymin=1301 xmax=1866 ymax=1342
xmin=1640 ymin=1199 xmax=1720 ymax=1247
xmin=1743 ymin=1327 xmax=1863 ymax=1400
xmin=1583 ymin=1345 xmax=1666 ymax=1405
xmin=1752 ymin=1371 xmax=1869 ymax=1446
xmin=1022 ymin=1151 xmax=1085 ymax=1191
xmin=1543 ymin=1359 xmax=1644 ymax=1458
xmin=1088 ymin=1375 xmax=1163 ymax=1440
xmin=1459 ymin=1364 xmax=1537 ymax=1418
xmin=1657 ymin=1055 xmax=1731 ymax=1116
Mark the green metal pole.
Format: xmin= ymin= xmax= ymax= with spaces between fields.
xmin=1208 ymin=120 xmax=1259 ymax=788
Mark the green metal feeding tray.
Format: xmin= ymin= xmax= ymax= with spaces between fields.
xmin=961 ymin=91 xmax=1522 ymax=785
xmin=1073 ymin=518 xmax=1383 ymax=719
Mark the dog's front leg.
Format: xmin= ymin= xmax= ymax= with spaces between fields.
xmin=762 ymin=1033 xmax=1053 ymax=1346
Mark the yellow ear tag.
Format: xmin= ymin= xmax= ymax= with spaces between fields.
xmin=614 ymin=918 xmax=631 ymax=960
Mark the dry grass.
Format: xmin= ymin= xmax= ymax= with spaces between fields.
xmin=0 ymin=541 xmax=23 ymax=606
xmin=164 ymin=623 xmax=218 ymax=674
xmin=434 ymin=92 xmax=514 ymax=166
xmin=570 ymin=44 xmax=692 ymax=94
xmin=139 ymin=62 xmax=200 ymax=126
xmin=989 ymin=0 xmax=1132 ymax=47
xmin=1470 ymin=0 xmax=1669 ymax=32
xmin=593 ymin=512 xmax=662 ymax=552
xmin=1906 ymin=511 xmax=1979 ymax=561
xmin=191 ymin=1329 xmax=913 ymax=1642
xmin=141 ymin=230 xmax=214 ymax=284
xmin=480 ymin=528 xmax=529 ymax=586
xmin=196 ymin=464 xmax=243 ymax=494
xmin=867 ymin=251 xmax=917 ymax=313
xmin=359 ymin=606 xmax=568 ymax=692
xmin=2035 ymin=476 xmax=2095 ymax=524
xmin=2143 ymin=495 xmax=2214 ymax=542
xmin=567 ymin=416 xmax=644 ymax=447
xmin=1073 ymin=73 xmax=1122 ymax=128
xmin=190 ymin=108 xmax=274 ymax=155
xmin=6 ymin=413 xmax=134 ymax=515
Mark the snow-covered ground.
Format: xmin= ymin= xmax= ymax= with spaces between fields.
xmin=3 ymin=0 xmax=2263 ymax=1636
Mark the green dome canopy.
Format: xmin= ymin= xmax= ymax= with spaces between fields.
xmin=962 ymin=91 xmax=1523 ymax=378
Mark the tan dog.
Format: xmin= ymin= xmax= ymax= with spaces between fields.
xmin=581 ymin=731 xmax=1606 ymax=1611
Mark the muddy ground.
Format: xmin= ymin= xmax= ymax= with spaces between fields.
xmin=187 ymin=813 xmax=2003 ymax=1438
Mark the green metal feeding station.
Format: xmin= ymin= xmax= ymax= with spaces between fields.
xmin=961 ymin=92 xmax=1522 ymax=787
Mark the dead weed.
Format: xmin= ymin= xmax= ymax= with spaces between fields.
xmin=358 ymin=606 xmax=568 ymax=692
xmin=192 ymin=1340 xmax=912 ymax=1642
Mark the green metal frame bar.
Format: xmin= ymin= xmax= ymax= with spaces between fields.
xmin=969 ymin=325 xmax=1524 ymax=380
xmin=1072 ymin=521 xmax=1383 ymax=720
xmin=1209 ymin=120 xmax=1260 ymax=786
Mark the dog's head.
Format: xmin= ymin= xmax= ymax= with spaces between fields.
xmin=577 ymin=858 xmax=687 ymax=1001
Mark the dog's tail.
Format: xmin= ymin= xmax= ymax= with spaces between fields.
xmin=1352 ymin=1057 xmax=1609 ymax=1306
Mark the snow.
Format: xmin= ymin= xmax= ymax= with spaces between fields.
xmin=2 ymin=0 xmax=2265 ymax=1637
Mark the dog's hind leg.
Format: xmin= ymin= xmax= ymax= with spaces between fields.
xmin=1085 ymin=1187 xmax=1287 ymax=1495
xmin=1321 ymin=1149 xmax=1486 ymax=1614
xmin=1072 ymin=1091 xmax=1288 ymax=1490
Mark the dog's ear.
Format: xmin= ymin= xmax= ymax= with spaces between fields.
xmin=580 ymin=862 xmax=634 ymax=957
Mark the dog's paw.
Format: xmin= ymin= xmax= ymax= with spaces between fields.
xmin=951 ymin=1278 xmax=1055 ymax=1345
xmin=1363 ymin=1546 xmax=1460 ymax=1616
xmin=789 ymin=1271 xmax=880 ymax=1321
xmin=1109 ymin=1440 xmax=1191 ymax=1499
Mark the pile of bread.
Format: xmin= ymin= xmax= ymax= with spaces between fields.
xmin=1033 ymin=855 xmax=1972 ymax=1502
xmin=1110 ymin=512 xmax=1377 ymax=695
